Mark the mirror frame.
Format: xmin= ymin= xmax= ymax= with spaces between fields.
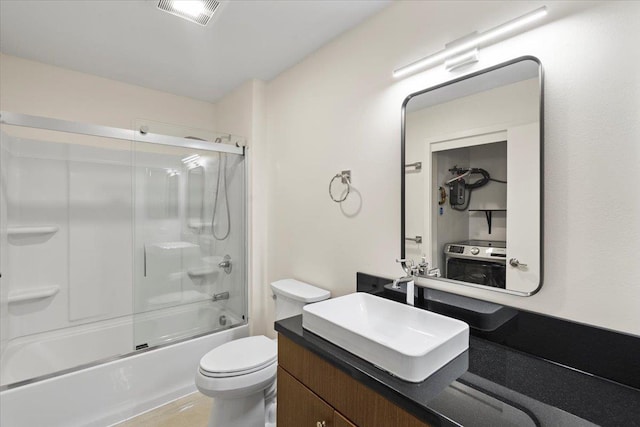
xmin=400 ymin=56 xmax=544 ymax=296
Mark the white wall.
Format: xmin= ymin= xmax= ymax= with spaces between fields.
xmin=0 ymin=53 xmax=217 ymax=130
xmin=265 ymin=1 xmax=640 ymax=336
xmin=215 ymin=80 xmax=269 ymax=336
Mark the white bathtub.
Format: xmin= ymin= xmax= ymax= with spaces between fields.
xmin=0 ymin=303 xmax=248 ymax=426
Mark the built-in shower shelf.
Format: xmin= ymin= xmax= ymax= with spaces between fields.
xmin=8 ymin=285 xmax=60 ymax=304
xmin=7 ymin=225 xmax=59 ymax=236
xmin=187 ymin=256 xmax=224 ymax=279
xmin=148 ymin=241 xmax=199 ymax=250
xmin=187 ymin=220 xmax=209 ymax=230
xmin=187 ymin=266 xmax=217 ymax=278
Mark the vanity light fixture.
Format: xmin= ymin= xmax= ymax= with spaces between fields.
xmin=157 ymin=0 xmax=221 ymax=26
xmin=444 ymin=47 xmax=479 ymax=72
xmin=393 ymin=6 xmax=547 ymax=78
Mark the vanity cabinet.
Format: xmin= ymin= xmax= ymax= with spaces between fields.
xmin=277 ymin=335 xmax=431 ymax=427
xmin=334 ymin=412 xmax=358 ymax=427
xmin=278 ymin=367 xmax=354 ymax=427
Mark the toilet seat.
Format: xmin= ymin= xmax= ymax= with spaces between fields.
xmin=199 ymin=336 xmax=277 ymax=378
xmin=196 ymin=336 xmax=278 ymax=399
xmin=197 ymin=361 xmax=277 ymax=398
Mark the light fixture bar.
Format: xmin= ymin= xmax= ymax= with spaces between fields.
xmin=444 ymin=48 xmax=479 ymax=71
xmin=393 ymin=6 xmax=547 ymax=78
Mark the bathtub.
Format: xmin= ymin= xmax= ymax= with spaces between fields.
xmin=0 ymin=302 xmax=248 ymax=426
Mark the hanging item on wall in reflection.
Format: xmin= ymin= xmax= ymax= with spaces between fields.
xmin=438 ymin=186 xmax=447 ymax=205
xmin=446 ymin=166 xmax=506 ymax=211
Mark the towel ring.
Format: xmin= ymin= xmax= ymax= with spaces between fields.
xmin=329 ymin=170 xmax=351 ymax=203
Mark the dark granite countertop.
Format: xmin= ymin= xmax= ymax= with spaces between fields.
xmin=275 ymin=313 xmax=640 ymax=427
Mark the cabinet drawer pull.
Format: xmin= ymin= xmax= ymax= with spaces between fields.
xmin=316 ymin=421 xmax=326 ymax=427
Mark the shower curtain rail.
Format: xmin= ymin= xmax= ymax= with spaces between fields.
xmin=0 ymin=111 xmax=244 ymax=155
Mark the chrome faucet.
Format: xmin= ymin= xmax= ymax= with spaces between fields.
xmin=413 ymin=257 xmax=441 ymax=278
xmin=392 ymin=275 xmax=415 ymax=289
xmin=417 ymin=256 xmax=429 ymax=276
xmin=394 ymin=259 xmax=418 ymax=306
xmin=426 ymin=267 xmax=441 ymax=277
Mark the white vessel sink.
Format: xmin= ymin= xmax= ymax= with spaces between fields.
xmin=302 ymin=292 xmax=469 ymax=383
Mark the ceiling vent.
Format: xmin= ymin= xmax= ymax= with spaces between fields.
xmin=157 ymin=0 xmax=221 ymax=26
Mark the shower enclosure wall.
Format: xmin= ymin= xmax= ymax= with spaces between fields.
xmin=0 ymin=112 xmax=248 ymax=389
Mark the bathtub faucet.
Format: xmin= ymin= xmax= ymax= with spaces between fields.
xmin=212 ymin=291 xmax=230 ymax=302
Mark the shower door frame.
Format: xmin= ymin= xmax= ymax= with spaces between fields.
xmin=0 ymin=111 xmax=248 ymax=390
xmin=0 ymin=111 xmax=244 ymax=155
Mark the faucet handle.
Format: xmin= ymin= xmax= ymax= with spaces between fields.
xmin=396 ymin=258 xmax=416 ymax=275
xmin=427 ymin=267 xmax=441 ymax=278
xmin=416 ymin=257 xmax=429 ymax=275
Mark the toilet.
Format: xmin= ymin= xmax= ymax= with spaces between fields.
xmin=196 ymin=279 xmax=330 ymax=427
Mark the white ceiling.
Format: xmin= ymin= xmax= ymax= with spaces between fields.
xmin=0 ymin=0 xmax=390 ymax=103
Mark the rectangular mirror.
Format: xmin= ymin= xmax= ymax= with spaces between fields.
xmin=402 ymin=57 xmax=543 ymax=295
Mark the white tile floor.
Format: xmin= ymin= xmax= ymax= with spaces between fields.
xmin=115 ymin=392 xmax=211 ymax=427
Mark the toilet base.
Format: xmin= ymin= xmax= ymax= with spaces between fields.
xmin=209 ymin=391 xmax=275 ymax=427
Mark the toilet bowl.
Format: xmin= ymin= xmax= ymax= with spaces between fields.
xmin=196 ymin=279 xmax=330 ymax=427
xmin=196 ymin=336 xmax=277 ymax=427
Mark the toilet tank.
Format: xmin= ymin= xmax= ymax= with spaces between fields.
xmin=270 ymin=279 xmax=330 ymax=321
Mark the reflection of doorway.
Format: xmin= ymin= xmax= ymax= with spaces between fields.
xmin=421 ymin=122 xmax=540 ymax=294
xmin=425 ymin=130 xmax=508 ymax=273
xmin=432 ymin=139 xmax=508 ymax=271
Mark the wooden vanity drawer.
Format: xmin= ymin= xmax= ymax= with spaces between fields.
xmin=278 ymin=367 xmax=334 ymax=427
xmin=278 ymin=335 xmax=431 ymax=427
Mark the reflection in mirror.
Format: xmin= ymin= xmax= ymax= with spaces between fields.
xmin=431 ymin=379 xmax=539 ymax=427
xmin=145 ymin=168 xmax=179 ymax=219
xmin=187 ymin=165 xmax=205 ymax=229
xmin=166 ymin=172 xmax=179 ymax=218
xmin=402 ymin=57 xmax=542 ymax=295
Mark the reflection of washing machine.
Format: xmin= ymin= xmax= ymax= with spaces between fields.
xmin=444 ymin=240 xmax=507 ymax=289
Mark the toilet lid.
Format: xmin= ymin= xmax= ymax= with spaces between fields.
xmin=200 ymin=336 xmax=277 ymax=376
xmin=270 ymin=279 xmax=330 ymax=303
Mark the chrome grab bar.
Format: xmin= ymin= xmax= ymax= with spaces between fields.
xmin=405 ymin=235 xmax=422 ymax=244
xmin=212 ymin=291 xmax=230 ymax=302
xmin=405 ymin=162 xmax=422 ymax=171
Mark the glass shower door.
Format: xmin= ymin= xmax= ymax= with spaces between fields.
xmin=0 ymin=123 xmax=135 ymax=386
xmin=132 ymin=140 xmax=246 ymax=349
xmin=0 ymin=112 xmax=248 ymax=387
